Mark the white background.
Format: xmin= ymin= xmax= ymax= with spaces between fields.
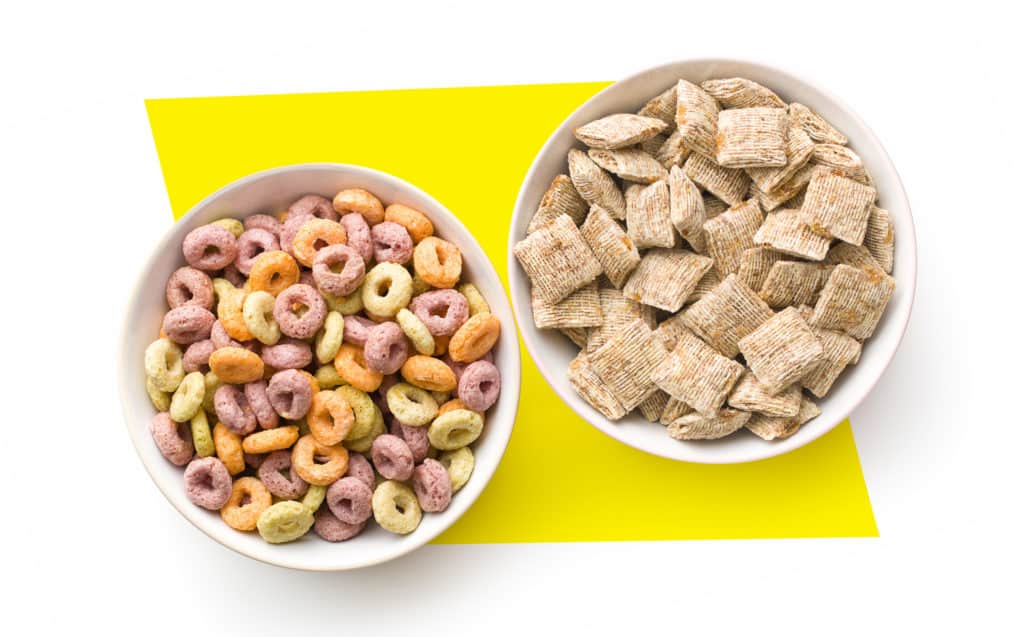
xmin=2 ymin=1 xmax=1021 ymax=634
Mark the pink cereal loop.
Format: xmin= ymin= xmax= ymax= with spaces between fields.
xmin=162 ymin=305 xmax=216 ymax=345
xmin=184 ymin=457 xmax=233 ymax=510
xmin=260 ymin=337 xmax=313 ymax=370
xmin=244 ymin=214 xmax=282 ymax=236
xmin=326 ymin=476 xmax=374 ymax=524
xmin=370 ymin=434 xmax=414 ymax=481
xmin=183 ymin=339 xmax=215 ymax=373
xmin=272 ymin=284 xmax=328 ymax=339
xmin=457 ymin=359 xmax=501 ymax=412
xmin=289 ymin=194 xmax=339 ymax=221
xmin=235 ymin=228 xmax=280 ymax=275
xmin=165 ymin=267 xmax=214 ymax=310
xmin=344 ymin=452 xmax=376 ymax=490
xmin=390 ymin=417 xmax=430 ymax=463
xmin=182 ymin=224 xmax=238 ymax=271
xmin=244 ymin=380 xmax=280 ymax=429
xmin=412 ymin=458 xmax=452 ymax=512
xmin=370 ymin=221 xmax=414 ymax=265
xmin=213 ymin=384 xmax=258 ymax=435
xmin=314 ymin=507 xmax=366 ymax=542
xmin=410 ymin=289 xmax=469 ymax=336
xmin=363 ymin=321 xmax=410 ymax=375
xmin=342 ymin=315 xmax=377 ymax=347
xmin=340 ymin=213 xmax=374 ymax=264
xmin=257 ymin=450 xmax=310 ymax=499
xmin=267 ymin=369 xmax=313 ymax=420
xmin=312 ymin=243 xmax=365 ymax=297
xmin=149 ymin=413 xmax=194 ymax=466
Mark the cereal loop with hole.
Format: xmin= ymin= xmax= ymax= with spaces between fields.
xmin=343 ymin=405 xmax=385 ymax=453
xmin=289 ymin=194 xmax=338 ymax=222
xmin=257 ymin=450 xmax=309 ymax=499
xmin=390 ymin=417 xmax=430 ymax=463
xmin=361 ymin=262 xmax=413 ymax=318
xmin=326 ymin=476 xmax=373 ymax=525
xmin=256 ymin=500 xmax=315 ymax=544
xmin=410 ymin=289 xmax=469 ymax=336
xmin=212 ymin=422 xmax=245 ymax=475
xmin=166 ymin=266 xmax=214 ymax=310
xmin=183 ymin=224 xmax=238 ymax=271
xmin=314 ymin=507 xmax=366 ymax=542
xmin=413 ymin=458 xmax=452 ymax=512
xmin=384 ymin=203 xmax=434 ymax=243
xmin=267 ymin=369 xmax=314 ymax=420
xmin=370 ymin=434 xmax=415 ymax=481
xmin=439 ymin=447 xmax=474 ymax=493
xmin=215 ymin=288 xmax=253 ymax=342
xmin=457 ymin=359 xmax=501 ymax=412
xmin=273 ymin=284 xmax=327 ymax=339
xmin=372 ymin=480 xmax=422 ymax=535
xmin=248 ymin=250 xmax=300 ymax=296
xmin=145 ymin=338 xmax=185 ymax=392
xmin=313 ymin=244 xmax=365 ymax=297
xmin=220 ymin=477 xmax=272 ymax=531
xmin=449 ymin=312 xmax=500 ymax=363
xmin=308 ymin=390 xmax=354 ymax=446
xmin=395 ymin=308 xmax=435 ymax=355
xmin=333 ymin=342 xmax=383 ymax=393
xmin=428 ymin=408 xmax=484 ymax=450
xmin=336 ymin=385 xmax=377 ymax=440
xmin=169 ymin=371 xmax=205 ymax=423
xmin=386 ymin=382 xmax=439 ymax=426
xmin=315 ymin=311 xmax=345 ymax=364
xmin=235 ymin=228 xmax=280 ymax=275
xmin=242 ymin=290 xmax=281 ymax=345
xmin=209 ymin=347 xmax=264 ymax=384
xmin=292 ymin=218 xmax=347 ymax=267
xmin=162 ymin=305 xmax=215 ymax=345
xmin=363 ymin=322 xmax=410 ymax=375
xmin=400 ymin=355 xmax=457 ymax=392
xmin=333 ymin=188 xmax=385 ymax=224
xmin=242 ymin=425 xmax=299 ymax=454
xmin=371 ymin=222 xmax=414 ymax=264
xmin=413 ymin=237 xmax=462 ymax=289
xmin=184 ymin=456 xmax=233 ymax=510
xmin=291 ymin=434 xmax=349 ymax=486
xmin=149 ymin=413 xmax=194 ymax=465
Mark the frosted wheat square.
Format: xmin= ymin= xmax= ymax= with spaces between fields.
xmin=824 ymin=242 xmax=884 ymax=272
xmin=727 ymin=371 xmax=802 ymax=416
xmin=747 ymin=125 xmax=815 ymax=193
xmin=701 ymin=78 xmax=786 ymax=109
xmin=638 ymin=84 xmax=678 ymax=127
xmin=568 ymin=148 xmax=626 ymax=219
xmin=568 ymin=352 xmax=626 ymax=420
xmin=574 ymin=113 xmax=668 ymax=150
xmin=864 ymin=205 xmax=894 ymax=273
xmin=588 ymin=148 xmax=667 ymax=184
xmin=759 ymin=261 xmax=834 ymax=308
xmin=527 ymin=174 xmax=588 ymax=233
xmin=637 ymin=390 xmax=670 ymax=422
xmin=586 ymin=287 xmax=655 ymax=354
xmin=667 ymin=409 xmax=752 ymax=441
xmin=753 ymin=207 xmax=831 ymax=260
xmin=682 ymin=273 xmax=773 ymax=357
xmin=788 ymin=103 xmax=847 ymax=145
xmin=801 ymin=326 xmax=862 ymax=398
xmin=751 ymin=161 xmax=815 ymax=211
xmin=812 ymin=144 xmax=871 ymax=185
xmin=674 ymin=80 xmax=720 ymax=159
xmin=651 ymin=327 xmax=745 ymax=417
xmin=623 ymin=248 xmax=713 ymax=313
xmin=736 ymin=247 xmax=787 ymax=292
xmin=684 ymin=152 xmax=750 ymax=205
xmin=738 ymin=307 xmax=825 ymax=395
xmin=531 ymin=282 xmax=603 ymax=329
xmin=655 ymin=129 xmax=691 ymax=168
xmin=810 ymin=263 xmax=895 ymax=339
xmin=579 ymin=205 xmax=641 ymax=288
xmin=746 ymin=399 xmax=820 ymax=441
xmin=715 ymin=107 xmax=789 ymax=168
xmin=588 ymin=318 xmax=668 ymax=411
xmin=703 ymin=198 xmax=764 ymax=277
xmin=668 ymin=165 xmax=706 ymax=252
xmin=626 ymin=180 xmax=676 ymax=249
xmin=513 ymin=214 xmax=602 ymax=304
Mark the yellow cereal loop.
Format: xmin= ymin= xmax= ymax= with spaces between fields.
xmin=190 ymin=409 xmax=215 ymax=458
xmin=211 ymin=217 xmax=244 ymax=237
xmin=428 ymin=409 xmax=484 ymax=450
xmin=242 ymin=290 xmax=282 ymax=345
xmin=439 ymin=447 xmax=475 ymax=493
xmin=458 ymin=283 xmax=491 ymax=316
xmin=314 ymin=364 xmax=346 ymax=389
xmin=315 ymin=311 xmax=345 ymax=364
xmin=343 ymin=404 xmax=385 ymax=453
xmin=386 ymin=382 xmax=439 ymax=426
xmin=211 ymin=277 xmax=237 ymax=301
xmin=361 ymin=262 xmax=413 ymax=317
xmin=395 ymin=308 xmax=435 ymax=355
xmin=144 ymin=338 xmax=185 ymax=392
xmin=302 ymin=484 xmax=327 ymax=512
xmin=145 ymin=376 xmax=171 ymax=411
xmin=336 ymin=385 xmax=376 ymax=440
xmin=372 ymin=480 xmax=422 ymax=534
xmin=169 ymin=371 xmax=205 ymax=422
xmin=202 ymin=370 xmax=222 ymax=413
xmin=256 ymin=500 xmax=315 ymax=544
xmin=221 ymin=477 xmax=272 ymax=531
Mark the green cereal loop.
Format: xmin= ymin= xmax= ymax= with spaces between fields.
xmin=202 ymin=370 xmax=222 ymax=413
xmin=430 ymin=390 xmax=450 ymax=405
xmin=395 ymin=308 xmax=435 ymax=355
xmin=169 ymin=371 xmax=205 ymax=422
xmin=315 ymin=311 xmax=345 ymax=364
xmin=144 ymin=338 xmax=185 ymax=392
xmin=458 ymin=283 xmax=490 ymax=316
xmin=337 ymin=385 xmax=376 ymax=440
xmin=190 ymin=409 xmax=215 ymax=458
xmin=256 ymin=500 xmax=315 ymax=544
xmin=322 ymin=285 xmax=364 ymax=315
xmin=211 ymin=277 xmax=237 ymax=302
xmin=211 ymin=217 xmax=244 ymax=237
xmin=411 ymin=274 xmax=431 ymax=296
xmin=301 ymin=484 xmax=326 ymax=512
xmin=372 ymin=480 xmax=422 ymax=534
xmin=428 ymin=409 xmax=484 ymax=450
xmin=362 ymin=262 xmax=413 ymax=317
xmin=439 ymin=447 xmax=474 ymax=493
xmin=314 ymin=364 xmax=347 ymax=389
xmin=344 ymin=405 xmax=385 ymax=453
xmin=145 ymin=376 xmax=171 ymax=411
xmin=242 ymin=290 xmax=282 ymax=345
xmin=386 ymin=383 xmax=439 ymax=427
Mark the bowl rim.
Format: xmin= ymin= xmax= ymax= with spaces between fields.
xmin=120 ymin=162 xmax=521 ymax=570
xmin=507 ymin=58 xmax=917 ymax=464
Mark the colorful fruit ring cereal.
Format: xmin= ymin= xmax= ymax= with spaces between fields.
xmin=146 ymin=376 xmax=171 ymax=411
xmin=370 ymin=221 xmax=414 ymax=264
xmin=308 ymin=390 xmax=354 ymax=446
xmin=243 ymin=213 xmax=282 ymax=236
xmin=257 ymin=449 xmax=309 ymax=499
xmin=364 ymin=321 xmax=410 ymax=375
xmin=371 ymin=480 xmax=422 ymax=535
xmin=215 ymin=288 xmax=254 ymax=342
xmin=343 ymin=406 xmax=385 ymax=453
xmin=202 ymin=371 xmax=222 ymax=413
xmin=242 ymin=425 xmax=299 ymax=455
xmin=326 ymin=476 xmax=374 ymax=524
xmin=333 ymin=342 xmax=383 ymax=392
xmin=189 ymin=409 xmax=216 ymax=458
xmin=213 ymin=384 xmax=258 ymax=435
xmin=165 ymin=266 xmax=214 ymax=310
xmin=291 ymin=434 xmax=349 ymax=485
xmin=220 ymin=477 xmax=272 ymax=531
xmin=336 ymin=385 xmax=377 ymax=440
xmin=302 ymin=484 xmax=327 ymax=512
xmin=267 ymin=369 xmax=314 ymax=420
xmin=312 ymin=243 xmax=365 ymax=297
xmin=339 ymin=212 xmax=374 ymax=264
xmin=145 ymin=338 xmax=185 ymax=392
xmin=273 ymin=283 xmax=328 ymax=339
xmin=241 ymin=290 xmax=282 ymax=345
xmin=149 ymin=412 xmax=194 ymax=465
xmin=389 ymin=418 xmax=430 ymax=463
xmin=183 ymin=339 xmax=214 ymax=374
xmin=315 ymin=311 xmax=345 ymax=365
xmin=292 ymin=218 xmax=348 ymax=267
xmin=235 ymin=228 xmax=280 ymax=275
xmin=385 ymin=382 xmax=439 ymax=426
xmin=332 ymin=188 xmax=385 ymax=225
xmin=209 ymin=347 xmax=264 ymax=384
xmin=211 ymin=218 xmax=244 ymax=237
xmin=438 ymin=447 xmax=474 ymax=493
xmin=314 ymin=364 xmax=346 ymax=389
xmin=457 ymin=282 xmax=490 ymax=316
xmin=323 ymin=285 xmax=365 ymax=315
xmin=437 ymin=398 xmax=473 ymax=417
xmin=400 ymin=355 xmax=457 ymax=392
xmin=395 ymin=308 xmax=435 ymax=355
xmin=243 ymin=380 xmax=279 ymax=429
xmin=457 ymin=360 xmax=501 ymax=412
xmin=169 ymin=371 xmax=205 ymax=423
xmin=427 ymin=408 xmax=484 ymax=450
xmin=183 ymin=457 xmax=233 ymax=510
xmin=256 ymin=500 xmax=315 ymax=544
xmin=161 ymin=305 xmax=216 ymax=345
xmin=370 ymin=434 xmax=415 ymax=481
xmin=413 ymin=236 xmax=462 ymax=289
xmin=314 ymin=507 xmax=366 ymax=542
xmin=289 ymin=193 xmax=339 ymax=222
xmin=342 ymin=315 xmax=376 ymax=346
xmin=361 ymin=262 xmax=414 ymax=318
xmin=412 ymin=458 xmax=452 ymax=513
xmin=248 ymin=250 xmax=300 ymax=296
xmin=183 ymin=224 xmax=238 ymax=271
xmin=344 ymin=452 xmax=375 ymax=489
xmin=183 ymin=456 xmax=233 ymax=510
xmin=384 ymin=203 xmax=434 ymax=243
xmin=212 ymin=421 xmax=245 ymax=475
xmin=410 ymin=289 xmax=469 ymax=336
xmin=443 ymin=349 xmax=493 ymax=383
xmin=261 ymin=337 xmax=312 ymax=370
xmin=210 ymin=320 xmax=240 ymax=349
xmin=448 ymin=312 xmax=501 ymax=363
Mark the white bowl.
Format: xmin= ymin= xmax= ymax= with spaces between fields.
xmin=120 ymin=163 xmax=521 ymax=570
xmin=508 ymin=59 xmax=916 ymax=464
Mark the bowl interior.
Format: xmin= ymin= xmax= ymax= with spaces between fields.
xmin=121 ymin=164 xmax=520 ymax=570
xmin=509 ymin=59 xmax=915 ymax=464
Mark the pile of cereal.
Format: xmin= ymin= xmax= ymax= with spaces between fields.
xmin=144 ymin=189 xmax=501 ymax=544
xmin=514 ymin=77 xmax=895 ymax=442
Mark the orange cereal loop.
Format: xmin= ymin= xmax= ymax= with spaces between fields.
xmin=220 ymin=477 xmax=272 ymax=531
xmin=212 ymin=422 xmax=245 ymax=475
xmin=413 ymin=237 xmax=462 ymax=289
xmin=307 ymin=390 xmax=355 ymax=445
xmin=241 ymin=425 xmax=299 ymax=454
xmin=433 ymin=334 xmax=450 ymax=356
xmin=291 ymin=218 xmax=347 ymax=267
xmin=248 ymin=250 xmax=300 ymax=296
xmin=449 ymin=312 xmax=501 ymax=363
xmin=437 ymin=398 xmax=481 ymax=417
xmin=333 ymin=343 xmax=383 ymax=392
xmin=291 ymin=434 xmax=349 ymax=485
xmin=333 ymin=188 xmax=384 ymax=225
xmin=385 ymin=204 xmax=434 ymax=243
xmin=218 ymin=293 xmax=253 ymax=341
xmin=209 ymin=347 xmax=265 ymax=384
xmin=400 ymin=355 xmax=457 ymax=392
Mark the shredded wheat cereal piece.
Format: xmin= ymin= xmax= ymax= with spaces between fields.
xmin=715 ymin=108 xmax=789 ymax=169
xmin=667 ymin=409 xmax=751 ymax=441
xmin=674 ymin=80 xmax=720 ymax=159
xmin=531 ymin=282 xmax=603 ymax=329
xmin=759 ymin=261 xmax=833 ymax=308
xmin=527 ymin=174 xmax=589 ymax=233
xmin=824 ymin=242 xmax=884 ymax=273
xmin=788 ymin=103 xmax=847 ymax=145
xmin=513 ymin=214 xmax=602 ymax=304
xmin=574 ymin=113 xmax=668 ymax=150
xmin=560 ymin=327 xmax=589 ymax=349
xmin=586 ymin=287 xmax=654 ymax=354
xmin=738 ymin=307 xmax=825 ymax=395
xmin=702 ymin=194 xmax=729 ymax=218
xmin=746 ymin=125 xmax=815 ymax=193
xmin=800 ymin=168 xmax=876 ymax=245
xmin=682 ymin=273 xmax=773 ymax=358
xmin=653 ymin=311 xmax=689 ymax=350
xmin=655 ymin=129 xmax=692 ymax=168
xmin=736 ymin=247 xmax=787 ymax=292
xmin=568 ymin=352 xmax=627 ymax=420
xmin=811 ymin=144 xmax=871 ymax=185
xmin=638 ymin=84 xmax=678 ymax=127
xmin=668 ymin=165 xmax=706 ymax=253
xmin=727 ymin=372 xmax=802 ymax=417
xmin=702 ymin=198 xmax=764 ymax=277
xmin=588 ymin=148 xmax=667 ymax=184
xmin=637 ymin=390 xmax=670 ymax=422
xmin=568 ymin=148 xmax=627 ymax=219
xmin=746 ymin=399 xmax=820 ymax=441
xmin=685 ymin=268 xmax=721 ymax=304
xmin=753 ymin=207 xmax=831 ymax=261
xmin=626 ymin=180 xmax=676 ymax=249
xmin=588 ymin=319 xmax=668 ymax=411
xmin=640 ymin=132 xmax=667 ymax=157
xmin=659 ymin=397 xmax=693 ymax=425
xmin=801 ymin=327 xmax=862 ymax=398
xmin=651 ymin=327 xmax=744 ymax=416
xmin=701 ymin=78 xmax=786 ymax=109
xmin=623 ymin=249 xmax=714 ymax=313
xmin=579 ymin=205 xmax=641 ymax=288
xmin=750 ymin=161 xmax=815 ymax=211
xmin=809 ymin=264 xmax=895 ymax=340
xmin=863 ymin=206 xmax=894 ymax=274
xmin=684 ymin=153 xmax=751 ymax=206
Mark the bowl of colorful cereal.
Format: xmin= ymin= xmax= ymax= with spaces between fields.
xmin=509 ymin=59 xmax=915 ymax=464
xmin=121 ymin=163 xmax=520 ymax=570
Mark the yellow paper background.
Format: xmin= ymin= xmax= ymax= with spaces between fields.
xmin=146 ymin=83 xmax=877 ymax=542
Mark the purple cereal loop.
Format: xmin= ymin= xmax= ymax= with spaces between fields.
xmin=257 ymin=450 xmax=310 ymax=499
xmin=261 ymin=337 xmax=313 ymax=370
xmin=340 ymin=213 xmax=373 ymax=264
xmin=344 ymin=452 xmax=375 ymax=490
xmin=183 ymin=457 xmax=233 ymax=510
xmin=165 ymin=267 xmax=214 ymax=310
xmin=370 ymin=221 xmax=414 ymax=264
xmin=272 ymin=284 xmax=328 ymax=339
xmin=162 ymin=305 xmax=216 ymax=345
xmin=243 ymin=214 xmax=281 ymax=236
xmin=267 ymin=369 xmax=313 ymax=420
xmin=211 ymin=320 xmax=241 ymax=349
xmin=182 ymin=224 xmax=238 ymax=271
xmin=244 ymin=380 xmax=280 ymax=429
xmin=412 ymin=458 xmax=452 ymax=513
xmin=289 ymin=194 xmax=338 ymax=222
xmin=370 ymin=434 xmax=414 ymax=481
xmin=342 ymin=315 xmax=376 ymax=347
xmin=222 ymin=264 xmax=246 ymax=288
xmin=363 ymin=322 xmax=410 ymax=375
xmin=314 ymin=507 xmax=366 ymax=542
xmin=326 ymin=476 xmax=374 ymax=524
xmin=234 ymin=228 xmax=280 ymax=275
xmin=244 ymin=452 xmax=266 ymax=469
xmin=410 ymin=289 xmax=470 ymax=336
xmin=213 ymin=385 xmax=258 ymax=435
xmin=183 ymin=339 xmax=215 ymax=373
xmin=279 ymin=214 xmax=309 ymax=257
xmin=389 ymin=417 xmax=430 ymax=463
xmin=443 ymin=349 xmax=493 ymax=383
xmin=312 ymin=243 xmax=365 ymax=296
xmin=149 ymin=413 xmax=194 ymax=466
xmin=457 ymin=359 xmax=501 ymax=412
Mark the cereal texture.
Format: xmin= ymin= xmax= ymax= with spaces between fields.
xmin=809 ymin=264 xmax=895 ymax=340
xmin=682 ymin=274 xmax=774 ymax=358
xmin=801 ymin=168 xmax=876 ymax=245
xmin=715 ymin=107 xmax=789 ymax=169
xmin=622 ymin=249 xmax=713 ymax=313
xmin=513 ymin=214 xmax=602 ymax=304
xmin=587 ymin=318 xmax=668 ymax=411
xmin=703 ymin=199 xmax=764 ymax=277
xmin=738 ymin=307 xmax=825 ymax=395
xmin=651 ymin=327 xmax=744 ymax=417
xmin=579 ymin=206 xmax=641 ymax=288
xmin=528 ymin=174 xmax=589 ymax=233
xmin=574 ymin=113 xmax=668 ymax=150
xmin=667 ymin=409 xmax=752 ymax=441
xmin=674 ymin=80 xmax=720 ymax=159
xmin=626 ymin=180 xmax=675 ymax=249
xmin=753 ymin=207 xmax=831 ymax=260
xmin=746 ymin=399 xmax=821 ymax=441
